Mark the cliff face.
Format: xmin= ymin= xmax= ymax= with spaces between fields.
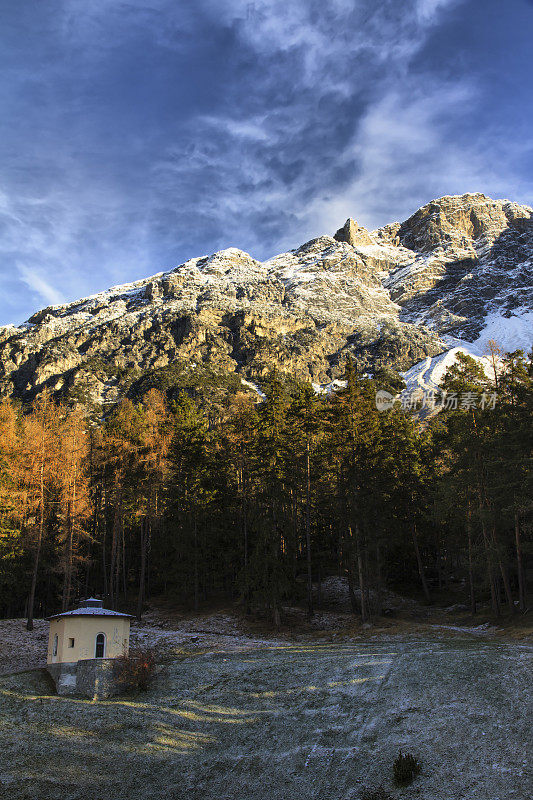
xmin=0 ymin=193 xmax=531 ymax=404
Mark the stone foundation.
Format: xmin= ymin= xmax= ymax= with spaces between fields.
xmin=46 ymin=658 xmax=121 ymax=699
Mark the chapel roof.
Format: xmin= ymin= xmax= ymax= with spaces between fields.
xmin=47 ymin=597 xmax=133 ymax=620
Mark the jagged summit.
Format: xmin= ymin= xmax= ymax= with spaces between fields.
xmin=0 ymin=193 xmax=531 ymax=405
xmin=396 ymin=192 xmax=531 ymax=254
xmin=334 ymin=218 xmax=375 ymax=247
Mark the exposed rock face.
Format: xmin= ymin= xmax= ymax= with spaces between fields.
xmin=386 ymin=193 xmax=533 ymax=340
xmin=334 ymin=218 xmax=375 ymax=247
xmin=0 ymin=193 xmax=531 ymax=404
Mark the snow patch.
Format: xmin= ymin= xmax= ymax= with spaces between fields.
xmin=240 ymin=378 xmax=266 ymax=400
xmin=312 ymin=380 xmax=347 ymax=395
xmin=402 ymin=307 xmax=533 ymax=394
xmin=473 ymin=310 xmax=533 ymax=354
xmin=401 ymin=348 xmax=492 ymax=393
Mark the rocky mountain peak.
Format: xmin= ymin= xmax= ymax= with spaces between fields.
xmin=397 ymin=192 xmax=532 ymax=255
xmin=334 ymin=218 xmax=375 ymax=247
xmin=0 ymin=193 xmax=531 ymax=406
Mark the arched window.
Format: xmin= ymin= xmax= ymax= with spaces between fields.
xmin=52 ymin=634 xmax=58 ymax=658
xmin=95 ymin=633 xmax=106 ymax=658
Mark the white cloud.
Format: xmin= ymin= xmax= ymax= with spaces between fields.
xmin=308 ymin=78 xmax=533 ymax=234
xmin=164 ymin=0 xmax=531 ymax=246
xmin=0 ymin=178 xmax=155 ymax=322
xmin=148 ymin=0 xmax=482 ymax=252
xmin=18 ymin=265 xmax=65 ymax=306
xmin=2 ymin=0 xmax=531 ymax=326
xmin=416 ymin=0 xmax=459 ymax=23
xmin=202 ymin=0 xmax=462 ymax=80
xmin=197 ymin=116 xmax=271 ymax=143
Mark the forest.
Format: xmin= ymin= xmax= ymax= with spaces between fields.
xmin=0 ymin=348 xmax=531 ymax=628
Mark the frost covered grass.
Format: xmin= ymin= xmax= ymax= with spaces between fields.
xmin=0 ymin=639 xmax=531 ymax=800
xmin=0 ymin=612 xmax=275 ymax=677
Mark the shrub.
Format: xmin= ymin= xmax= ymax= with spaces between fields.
xmin=361 ymin=787 xmax=394 ymax=800
xmin=393 ymin=750 xmax=421 ymax=786
xmin=113 ymin=647 xmax=157 ymax=693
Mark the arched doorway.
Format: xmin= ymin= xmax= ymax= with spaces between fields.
xmin=95 ymin=633 xmax=106 ymax=658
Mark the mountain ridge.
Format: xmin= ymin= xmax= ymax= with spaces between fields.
xmin=1 ymin=192 xmax=531 ymax=405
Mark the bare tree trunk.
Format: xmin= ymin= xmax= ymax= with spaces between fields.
xmin=109 ymin=523 xmax=118 ymax=607
xmin=514 ymin=511 xmax=526 ymax=612
xmin=84 ymin=547 xmax=91 ymax=598
xmin=27 ymin=461 xmax=45 ymax=631
xmin=317 ymin=557 xmax=322 ymax=610
xmin=85 ymin=481 xmax=98 ymax=599
xmin=477 ymin=493 xmax=500 ymax=615
xmin=136 ymin=517 xmax=149 ymax=621
xmin=305 ymin=438 xmax=313 ymax=619
xmin=61 ymin=468 xmax=77 ymax=611
xmin=243 ymin=530 xmax=249 ymax=610
xmin=122 ymin=522 xmax=127 ymax=600
xmin=291 ymin=490 xmax=298 ymax=582
xmin=491 ymin=522 xmax=514 ymax=614
xmin=26 ymin=522 xmax=42 ymax=631
xmin=61 ymin=500 xmax=74 ymax=612
xmin=498 ymin=558 xmax=515 ymax=614
xmin=354 ymin=523 xmax=369 ymax=623
xmin=271 ymin=502 xmax=282 ymax=629
xmin=193 ymin=516 xmax=199 ymax=612
xmin=102 ymin=489 xmax=108 ymax=600
xmin=242 ymin=471 xmax=251 ymax=614
xmin=467 ymin=514 xmax=476 ymax=614
xmin=345 ymin=526 xmax=358 ymax=614
xmin=109 ymin=487 xmax=122 ymax=609
xmin=114 ymin=518 xmax=122 ymax=610
xmin=336 ymin=461 xmax=343 ymax=575
xmin=337 ymin=521 xmax=343 ymax=576
xmin=412 ymin=523 xmax=431 ymax=603
xmin=346 ymin=565 xmax=358 ymax=613
xmin=487 ymin=340 xmax=501 ymax=390
xmin=375 ymin=541 xmax=383 ymax=617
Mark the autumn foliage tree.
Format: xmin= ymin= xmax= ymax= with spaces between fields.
xmin=0 ymin=348 xmax=530 ymax=626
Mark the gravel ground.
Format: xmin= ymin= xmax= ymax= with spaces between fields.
xmin=0 ymin=638 xmax=531 ymax=800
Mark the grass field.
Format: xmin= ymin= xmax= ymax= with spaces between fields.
xmin=0 ymin=639 xmax=531 ymax=800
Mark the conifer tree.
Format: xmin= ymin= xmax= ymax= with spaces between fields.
xmin=252 ymin=374 xmax=291 ymax=627
xmin=287 ymin=383 xmax=322 ymax=618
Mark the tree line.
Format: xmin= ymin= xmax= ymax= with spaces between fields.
xmin=0 ymin=348 xmax=531 ymax=628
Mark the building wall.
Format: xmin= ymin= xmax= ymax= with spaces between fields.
xmin=46 ymin=658 xmax=123 ymax=699
xmin=47 ymin=616 xmax=130 ymax=665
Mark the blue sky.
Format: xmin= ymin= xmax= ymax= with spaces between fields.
xmin=0 ymin=0 xmax=532 ymax=324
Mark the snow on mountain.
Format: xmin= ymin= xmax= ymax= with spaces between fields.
xmin=472 ymin=310 xmax=533 ymax=354
xmin=0 ymin=193 xmax=530 ymax=404
xmin=402 ymin=308 xmax=533 ymax=395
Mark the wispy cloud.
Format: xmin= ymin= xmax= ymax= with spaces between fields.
xmin=18 ymin=265 xmax=65 ymax=307
xmin=148 ymin=0 xmax=478 ymax=252
xmin=308 ymin=80 xmax=482 ymax=232
xmin=0 ymin=0 xmax=531 ymax=323
xmin=415 ymin=0 xmax=460 ymax=23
